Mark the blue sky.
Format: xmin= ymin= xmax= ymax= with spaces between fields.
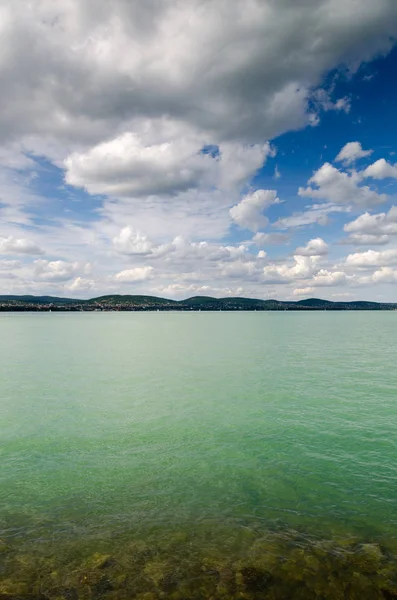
xmin=1 ymin=1 xmax=397 ymax=300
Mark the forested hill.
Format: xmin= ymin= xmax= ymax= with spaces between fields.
xmin=0 ymin=295 xmax=396 ymax=311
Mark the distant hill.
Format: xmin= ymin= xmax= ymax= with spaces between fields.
xmin=0 ymin=295 xmax=83 ymax=304
xmin=89 ymin=295 xmax=178 ymax=306
xmin=181 ymin=296 xmax=218 ymax=305
xmin=296 ymin=298 xmax=333 ymax=307
xmin=0 ymin=294 xmax=395 ymax=311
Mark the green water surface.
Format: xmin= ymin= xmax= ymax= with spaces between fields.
xmin=1 ymin=311 xmax=397 ymax=598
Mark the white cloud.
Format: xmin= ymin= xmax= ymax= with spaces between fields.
xmin=34 ymin=260 xmax=90 ymax=282
xmin=113 ymin=227 xmax=153 ymax=256
xmin=101 ymin=188 xmax=233 ymax=242
xmin=114 ymin=234 xmax=251 ymax=264
xmin=335 ymin=141 xmax=373 ymax=164
xmin=262 ymin=255 xmax=320 ymax=283
xmin=273 ymin=203 xmax=350 ymax=229
xmin=345 ymin=248 xmax=397 ymax=268
xmin=293 ymin=287 xmax=315 ymax=296
xmin=217 ymin=143 xmax=273 ymax=190
xmin=344 ymin=207 xmax=397 ymax=235
xmin=114 ymin=266 xmax=154 ymax=282
xmin=299 ymin=163 xmax=387 ymax=208
xmin=371 ymin=267 xmax=397 ymax=283
xmin=0 ymin=236 xmax=44 ymax=255
xmin=1 ymin=3 xmax=397 ymax=300
xmin=344 ymin=233 xmax=390 ymax=246
xmin=220 ymin=260 xmax=260 ymax=280
xmin=230 ymin=189 xmax=279 ymax=232
xmin=151 ymin=282 xmax=247 ymax=300
xmin=310 ymin=269 xmax=349 ymax=286
xmin=363 ymin=158 xmax=397 ymax=179
xmin=67 ymin=277 xmax=95 ymax=292
xmin=295 ymin=237 xmax=328 ymax=256
xmin=65 ymin=132 xmax=217 ymax=197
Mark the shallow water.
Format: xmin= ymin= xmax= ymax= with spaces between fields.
xmin=1 ymin=311 xmax=397 ymax=598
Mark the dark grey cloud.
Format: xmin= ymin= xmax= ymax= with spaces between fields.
xmin=1 ymin=0 xmax=397 ymax=153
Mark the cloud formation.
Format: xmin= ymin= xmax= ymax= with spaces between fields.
xmin=2 ymin=0 xmax=397 ymax=154
xmin=363 ymin=159 xmax=397 ymax=179
xmin=295 ymin=237 xmax=329 ymax=256
xmin=0 ymin=236 xmax=44 ymax=256
xmin=115 ymin=266 xmax=154 ymax=282
xmin=34 ymin=260 xmax=90 ymax=282
xmin=0 ymin=2 xmax=397 ymax=300
xmin=344 ymin=207 xmax=397 ymax=242
xmin=335 ymin=142 xmax=373 ymax=164
xmin=299 ymin=163 xmax=387 ymax=207
xmin=230 ymin=189 xmax=279 ymax=232
xmin=345 ymin=249 xmax=397 ymax=268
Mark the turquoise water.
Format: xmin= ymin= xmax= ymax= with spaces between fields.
xmin=1 ymin=311 xmax=397 ymax=598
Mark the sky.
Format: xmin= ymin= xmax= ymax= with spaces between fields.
xmin=2 ymin=1 xmax=397 ymax=301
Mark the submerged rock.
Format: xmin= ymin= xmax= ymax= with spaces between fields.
xmin=1 ymin=528 xmax=397 ymax=600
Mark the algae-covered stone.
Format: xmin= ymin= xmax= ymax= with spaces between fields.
xmin=83 ymin=553 xmax=114 ymax=571
xmin=358 ymin=543 xmax=384 ymax=565
xmin=143 ymin=560 xmax=170 ymax=588
xmin=0 ymin=578 xmax=29 ymax=596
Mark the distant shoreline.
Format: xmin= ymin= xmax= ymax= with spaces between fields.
xmin=0 ymin=294 xmax=396 ymax=312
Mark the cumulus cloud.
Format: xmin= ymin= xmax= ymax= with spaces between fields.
xmin=310 ymin=269 xmax=349 ymax=286
xmin=293 ymin=287 xmax=315 ymax=296
xmin=220 ymin=260 xmax=260 ymax=280
xmin=335 ymin=141 xmax=373 ymax=164
xmin=113 ymin=227 xmax=154 ymax=256
xmin=344 ymin=206 xmax=397 ymax=235
xmin=295 ymin=237 xmax=328 ymax=256
xmin=0 ymin=236 xmax=44 ymax=255
xmin=371 ymin=267 xmax=397 ymax=283
xmin=115 ymin=266 xmax=154 ymax=282
xmin=112 ymin=232 xmax=251 ymax=265
xmin=34 ymin=260 xmax=90 ymax=282
xmin=65 ymin=133 xmax=216 ymax=197
xmin=230 ymin=189 xmax=279 ymax=231
xmin=1 ymin=2 xmax=397 ymax=299
xmin=299 ymin=163 xmax=387 ymax=207
xmin=293 ymin=269 xmax=350 ymax=290
xmin=162 ymin=238 xmax=249 ymax=262
xmin=2 ymin=0 xmax=397 ymax=153
xmin=262 ymin=255 xmax=321 ymax=283
xmin=67 ymin=277 xmax=95 ymax=292
xmin=345 ymin=248 xmax=397 ymax=268
xmin=362 ymin=158 xmax=397 ymax=179
xmin=66 ymin=134 xmax=273 ymax=200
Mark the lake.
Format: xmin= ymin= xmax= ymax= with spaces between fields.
xmin=1 ymin=311 xmax=397 ymax=599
